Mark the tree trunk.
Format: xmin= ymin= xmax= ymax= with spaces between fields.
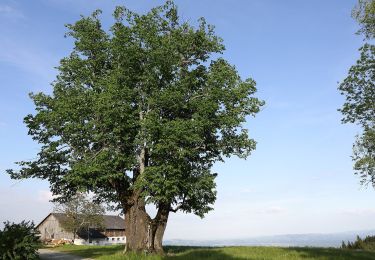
xmin=123 ymin=111 xmax=170 ymax=254
xmin=151 ymin=205 xmax=170 ymax=254
xmin=123 ymin=200 xmax=170 ymax=254
xmin=123 ymin=196 xmax=149 ymax=253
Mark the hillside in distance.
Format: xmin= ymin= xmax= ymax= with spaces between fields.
xmin=164 ymin=230 xmax=375 ymax=248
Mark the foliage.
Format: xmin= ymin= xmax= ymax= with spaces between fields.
xmin=352 ymin=0 xmax=375 ymax=39
xmin=339 ymin=1 xmax=375 ymax=185
xmin=54 ymin=193 xmax=105 ymax=239
xmin=338 ymin=44 xmax=375 ymax=128
xmin=353 ymin=127 xmax=375 ymax=185
xmin=52 ymin=244 xmax=375 ymax=260
xmin=342 ymin=235 xmax=375 ymax=251
xmin=7 ymin=1 xmax=263 ymax=217
xmin=0 ymin=221 xmax=40 ymax=260
xmin=6 ymin=1 xmax=263 ymax=251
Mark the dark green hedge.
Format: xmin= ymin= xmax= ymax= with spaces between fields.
xmin=0 ymin=221 xmax=41 ymax=259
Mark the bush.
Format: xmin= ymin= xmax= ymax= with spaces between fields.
xmin=0 ymin=221 xmax=41 ymax=259
xmin=342 ymin=235 xmax=375 ymax=251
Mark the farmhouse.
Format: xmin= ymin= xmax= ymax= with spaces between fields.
xmin=36 ymin=213 xmax=126 ymax=245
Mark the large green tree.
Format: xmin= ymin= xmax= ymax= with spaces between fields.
xmin=7 ymin=2 xmax=263 ymax=253
xmin=339 ymin=0 xmax=375 ymax=186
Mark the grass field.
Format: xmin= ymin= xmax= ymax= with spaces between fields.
xmin=51 ymin=245 xmax=375 ymax=259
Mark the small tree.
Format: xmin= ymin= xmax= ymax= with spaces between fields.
xmin=54 ymin=193 xmax=105 ymax=240
xmin=0 ymin=221 xmax=40 ymax=260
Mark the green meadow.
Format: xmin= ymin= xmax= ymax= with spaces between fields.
xmin=52 ymin=245 xmax=375 ymax=259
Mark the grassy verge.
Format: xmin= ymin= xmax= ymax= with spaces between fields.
xmin=51 ymin=244 xmax=375 ymax=259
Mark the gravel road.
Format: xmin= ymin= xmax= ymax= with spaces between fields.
xmin=38 ymin=249 xmax=93 ymax=260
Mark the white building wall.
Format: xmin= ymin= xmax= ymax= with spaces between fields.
xmin=74 ymin=236 xmax=126 ymax=245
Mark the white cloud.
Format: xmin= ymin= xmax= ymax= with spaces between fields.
xmin=240 ymin=187 xmax=256 ymax=194
xmin=38 ymin=190 xmax=55 ymax=202
xmin=342 ymin=208 xmax=375 ymax=216
xmin=0 ymin=184 xmax=53 ymax=227
xmin=262 ymin=206 xmax=286 ymax=214
xmin=0 ymin=5 xmax=13 ymax=13
xmin=0 ymin=38 xmax=58 ymax=83
xmin=0 ymin=4 xmax=24 ymax=19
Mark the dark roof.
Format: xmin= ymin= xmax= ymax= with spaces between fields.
xmin=102 ymin=215 xmax=125 ymax=230
xmin=77 ymin=228 xmax=107 ymax=239
xmin=37 ymin=213 xmax=125 ymax=230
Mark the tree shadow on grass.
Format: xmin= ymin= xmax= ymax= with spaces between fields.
xmin=56 ymin=245 xmax=375 ymax=259
xmin=164 ymin=246 xmax=244 ymax=260
xmin=62 ymin=245 xmax=243 ymax=259
xmin=56 ymin=245 xmax=123 ymax=258
xmin=284 ymin=247 xmax=375 ymax=260
xmin=164 ymin=246 xmax=211 ymax=254
xmin=164 ymin=246 xmax=375 ymax=260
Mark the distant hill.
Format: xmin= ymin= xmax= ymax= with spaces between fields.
xmin=164 ymin=230 xmax=375 ymax=248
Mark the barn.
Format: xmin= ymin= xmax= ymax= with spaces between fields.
xmin=36 ymin=213 xmax=126 ymax=245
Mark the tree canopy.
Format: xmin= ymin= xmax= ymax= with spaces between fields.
xmin=6 ymin=1 xmax=263 ymax=253
xmin=352 ymin=0 xmax=375 ymax=39
xmin=339 ymin=0 xmax=375 ymax=186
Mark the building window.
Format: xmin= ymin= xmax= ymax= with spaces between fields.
xmin=112 ymin=238 xmax=115 ymax=241
xmin=106 ymin=238 xmax=109 ymax=241
xmin=117 ymin=238 xmax=120 ymax=241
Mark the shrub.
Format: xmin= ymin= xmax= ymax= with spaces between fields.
xmin=0 ymin=221 xmax=41 ymax=259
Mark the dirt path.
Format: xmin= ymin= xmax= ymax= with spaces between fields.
xmin=38 ymin=249 xmax=93 ymax=260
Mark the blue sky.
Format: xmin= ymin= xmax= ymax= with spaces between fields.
xmin=0 ymin=0 xmax=373 ymax=240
